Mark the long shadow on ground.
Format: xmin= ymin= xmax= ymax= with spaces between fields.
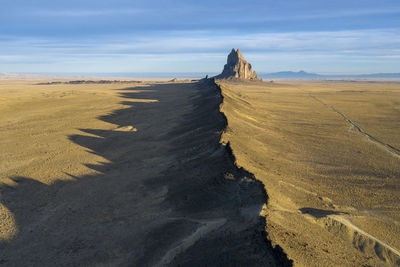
xmin=0 ymin=81 xmax=291 ymax=266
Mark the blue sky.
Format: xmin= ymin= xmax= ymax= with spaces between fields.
xmin=1 ymin=0 xmax=400 ymax=74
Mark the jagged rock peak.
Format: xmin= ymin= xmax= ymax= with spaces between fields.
xmin=215 ymin=48 xmax=259 ymax=80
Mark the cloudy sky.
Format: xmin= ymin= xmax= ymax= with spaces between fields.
xmin=1 ymin=0 xmax=400 ymax=75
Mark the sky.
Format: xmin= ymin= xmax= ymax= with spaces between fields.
xmin=1 ymin=0 xmax=400 ymax=75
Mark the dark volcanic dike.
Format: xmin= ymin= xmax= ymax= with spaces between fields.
xmin=162 ymin=79 xmax=291 ymax=266
xmin=0 ymin=80 xmax=291 ymax=266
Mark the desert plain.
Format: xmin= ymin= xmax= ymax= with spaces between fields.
xmin=219 ymin=80 xmax=400 ymax=266
xmin=0 ymin=78 xmax=400 ymax=266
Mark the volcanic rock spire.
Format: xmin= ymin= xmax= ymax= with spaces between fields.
xmin=215 ymin=48 xmax=259 ymax=80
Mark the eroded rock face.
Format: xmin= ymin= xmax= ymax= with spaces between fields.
xmin=215 ymin=48 xmax=259 ymax=80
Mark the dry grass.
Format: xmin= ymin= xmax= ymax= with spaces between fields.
xmin=219 ymin=80 xmax=400 ymax=266
xmin=0 ymin=81 xmax=148 ymax=240
xmin=2 ymin=78 xmax=400 ymax=265
xmin=0 ymin=79 xmax=280 ymax=266
xmin=0 ymin=81 xmax=150 ymax=185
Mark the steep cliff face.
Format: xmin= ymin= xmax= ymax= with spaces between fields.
xmin=215 ymin=49 xmax=259 ymax=80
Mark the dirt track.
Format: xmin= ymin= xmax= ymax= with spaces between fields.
xmin=309 ymin=93 xmax=400 ymax=159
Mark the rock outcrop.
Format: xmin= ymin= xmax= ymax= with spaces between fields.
xmin=215 ymin=48 xmax=259 ymax=80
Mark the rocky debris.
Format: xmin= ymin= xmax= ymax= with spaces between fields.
xmin=215 ymin=48 xmax=259 ymax=80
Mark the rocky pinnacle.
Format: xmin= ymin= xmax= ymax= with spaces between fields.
xmin=215 ymin=48 xmax=259 ymax=80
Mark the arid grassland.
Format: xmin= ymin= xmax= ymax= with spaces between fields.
xmin=219 ymin=80 xmax=400 ymax=266
xmin=1 ymin=78 xmax=399 ymax=266
xmin=0 ymin=79 xmax=284 ymax=266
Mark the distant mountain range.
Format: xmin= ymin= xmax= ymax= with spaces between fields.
xmin=260 ymin=71 xmax=319 ymax=78
xmin=260 ymin=71 xmax=400 ymax=79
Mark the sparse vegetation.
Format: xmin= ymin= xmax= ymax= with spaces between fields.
xmin=219 ymin=80 xmax=400 ymax=266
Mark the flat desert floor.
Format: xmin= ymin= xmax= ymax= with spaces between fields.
xmin=1 ymin=78 xmax=400 ymax=266
xmin=219 ymin=80 xmax=400 ymax=266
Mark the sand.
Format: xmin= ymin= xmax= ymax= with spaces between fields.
xmin=0 ymin=79 xmax=287 ymax=266
xmin=218 ymin=79 xmax=400 ymax=266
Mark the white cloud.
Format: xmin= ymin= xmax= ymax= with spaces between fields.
xmin=0 ymin=29 xmax=399 ymax=73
